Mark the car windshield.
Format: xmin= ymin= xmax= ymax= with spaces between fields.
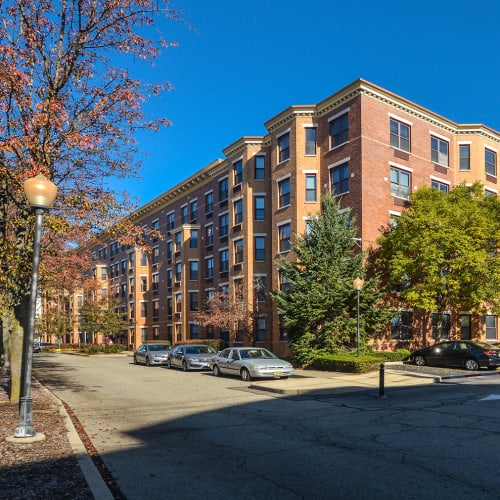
xmin=469 ymin=341 xmax=496 ymax=350
xmin=239 ymin=349 xmax=277 ymax=360
xmin=148 ymin=345 xmax=171 ymax=351
xmin=185 ymin=346 xmax=216 ymax=354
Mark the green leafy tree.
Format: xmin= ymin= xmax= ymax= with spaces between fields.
xmin=376 ymin=182 xmax=500 ymax=335
xmin=273 ymin=195 xmax=391 ymax=364
xmin=79 ymin=298 xmax=127 ymax=343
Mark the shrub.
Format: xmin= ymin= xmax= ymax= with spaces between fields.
xmin=309 ymin=354 xmax=382 ymax=373
xmin=86 ymin=345 xmax=100 ymax=355
xmin=368 ymin=349 xmax=411 ymax=362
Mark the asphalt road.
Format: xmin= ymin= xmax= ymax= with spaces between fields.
xmin=34 ymin=353 xmax=500 ymax=500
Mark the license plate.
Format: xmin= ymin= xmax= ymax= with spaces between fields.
xmin=274 ymin=371 xmax=283 ymax=376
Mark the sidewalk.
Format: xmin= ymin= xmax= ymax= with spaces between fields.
xmin=250 ymin=363 xmax=440 ymax=396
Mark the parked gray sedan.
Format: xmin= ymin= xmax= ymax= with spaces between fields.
xmin=211 ymin=347 xmax=294 ymax=381
xmin=167 ymin=344 xmax=218 ymax=371
xmin=134 ymin=343 xmax=172 ymax=366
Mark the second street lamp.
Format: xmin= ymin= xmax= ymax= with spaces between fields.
xmin=353 ymin=278 xmax=365 ymax=357
xmin=12 ymin=174 xmax=57 ymax=440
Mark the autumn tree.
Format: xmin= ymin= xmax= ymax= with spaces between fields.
xmin=0 ymin=0 xmax=186 ymax=400
xmin=273 ymin=195 xmax=391 ymax=365
xmin=376 ymin=183 xmax=500 ymax=336
xmin=196 ymin=279 xmax=267 ymax=346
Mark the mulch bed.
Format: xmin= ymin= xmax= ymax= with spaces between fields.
xmin=0 ymin=372 xmax=93 ymax=500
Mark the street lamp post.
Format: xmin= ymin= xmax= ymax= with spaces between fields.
xmin=13 ymin=174 xmax=57 ymax=439
xmin=353 ymin=278 xmax=365 ymax=357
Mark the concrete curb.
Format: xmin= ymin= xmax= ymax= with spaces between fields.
xmin=439 ymin=370 xmax=500 ymax=381
xmin=52 ymin=391 xmax=114 ymax=499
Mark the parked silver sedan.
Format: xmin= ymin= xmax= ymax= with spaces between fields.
xmin=134 ymin=343 xmax=172 ymax=366
xmin=211 ymin=347 xmax=294 ymax=381
xmin=167 ymin=344 xmax=218 ymax=371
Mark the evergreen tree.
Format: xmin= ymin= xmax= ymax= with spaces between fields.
xmin=273 ymin=195 xmax=390 ymax=364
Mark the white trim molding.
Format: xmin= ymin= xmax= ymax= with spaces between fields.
xmin=388 ymin=112 xmax=413 ymax=127
xmin=328 ymin=156 xmax=350 ymax=169
xmin=389 ymin=161 xmax=413 ymax=173
xmin=328 ymin=106 xmax=350 ymax=123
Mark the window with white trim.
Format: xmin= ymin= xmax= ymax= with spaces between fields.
xmin=459 ymin=145 xmax=470 ymax=171
xmin=330 ymin=113 xmax=348 ymax=148
xmin=279 ymin=223 xmax=291 ymax=252
xmin=305 ymin=174 xmax=317 ymax=202
xmin=390 ymin=167 xmax=410 ymax=200
xmin=390 ymin=119 xmax=410 ymax=152
xmin=305 ymin=127 xmax=316 ymax=156
xmin=431 ymin=180 xmax=448 ymax=193
xmin=431 ymin=136 xmax=449 ymax=166
xmin=485 ymin=148 xmax=497 ymax=176
xmin=330 ymin=163 xmax=349 ymax=196
xmin=278 ymin=132 xmax=290 ymax=163
xmin=278 ymin=178 xmax=290 ymax=208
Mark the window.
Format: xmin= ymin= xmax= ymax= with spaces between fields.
xmin=219 ymin=214 xmax=229 ymax=237
xmin=234 ymin=199 xmax=243 ymax=225
xmin=166 ymin=241 xmax=172 ymax=260
xmin=175 ymin=262 xmax=182 ymax=282
xmin=206 ymin=325 xmax=214 ymax=339
xmin=279 ymin=223 xmax=290 ymax=252
xmin=167 ymin=324 xmax=173 ymax=342
xmin=278 ymin=178 xmax=290 ymax=208
xmin=254 ymin=196 xmax=265 ymax=220
xmin=206 ymin=257 xmax=214 ymax=278
xmin=190 ymin=292 xmax=199 ymax=312
xmin=167 ymin=212 xmax=175 ymax=230
xmin=330 ymin=163 xmax=349 ymax=196
xmin=460 ymin=314 xmax=471 ymax=340
xmin=121 ymin=260 xmax=126 ymax=275
xmin=390 ymin=167 xmax=410 ymax=200
xmin=205 ymin=192 xmax=213 ymax=213
xmin=167 ymin=269 xmax=172 ymax=288
xmin=219 ymin=178 xmax=228 ymax=202
xmin=220 ymin=250 xmax=229 ymax=272
xmin=431 ymin=136 xmax=449 ymax=166
xmin=101 ymin=267 xmax=107 ymax=280
xmin=256 ymin=318 xmax=266 ymax=342
xmin=305 ymin=127 xmax=316 ymax=156
xmin=233 ymin=159 xmax=243 ymax=185
xmin=255 ymin=236 xmax=265 ymax=261
xmin=190 ymin=324 xmax=199 ymax=339
xmin=234 ymin=239 xmax=244 ymax=264
xmin=485 ymin=149 xmax=497 ymax=176
xmin=190 ymin=229 xmax=198 ymax=249
xmin=175 ymin=323 xmax=181 ymax=342
xmin=205 ymin=225 xmax=213 ymax=246
xmin=129 ymin=303 xmax=135 ymax=319
xmin=255 ymin=277 xmax=266 ymax=302
xmin=153 ymin=326 xmax=159 ymax=340
xmin=432 ymin=313 xmax=450 ymax=339
xmin=129 ymin=277 xmax=135 ymax=294
xmin=77 ymin=295 xmax=82 ymax=308
xmin=141 ymin=302 xmax=147 ymax=318
xmin=140 ymin=252 xmax=147 ymax=267
xmin=279 ymin=315 xmax=288 ymax=341
xmin=152 ymin=219 xmax=159 ymax=232
xmin=330 ymin=113 xmax=348 ymax=148
xmin=255 ymin=155 xmax=265 ymax=180
xmin=175 ymin=233 xmax=181 ymax=252
xmin=110 ymin=242 xmax=115 ymax=257
xmin=152 ymin=273 xmax=159 ymax=291
xmin=167 ymin=297 xmax=172 ymax=316
xmin=278 ymin=132 xmax=290 ymax=163
xmin=152 ymin=246 xmax=160 ymax=264
xmin=175 ymin=294 xmax=182 ymax=313
xmin=459 ymin=144 xmax=470 ymax=171
xmin=431 ymin=180 xmax=448 ymax=193
xmin=152 ymin=301 xmax=159 ymax=319
xmin=390 ymin=119 xmax=410 ymax=152
xmin=279 ymin=272 xmax=290 ymax=291
xmin=189 ymin=261 xmax=198 ymax=280
xmin=391 ymin=311 xmax=412 ymax=340
xmin=128 ymin=252 xmax=134 ymax=266
xmin=305 ymin=174 xmax=317 ymax=202
xmin=141 ymin=276 xmax=147 ymax=293
xmin=141 ymin=327 xmax=148 ymax=342
xmin=181 ymin=205 xmax=188 ymax=224
xmin=121 ymin=283 xmax=126 ymax=297
xmin=486 ymin=315 xmax=497 ymax=341
xmin=190 ymin=201 xmax=197 ymax=221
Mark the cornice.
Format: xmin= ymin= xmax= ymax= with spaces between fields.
xmin=222 ymin=136 xmax=265 ymax=159
xmin=264 ymin=106 xmax=316 ymax=134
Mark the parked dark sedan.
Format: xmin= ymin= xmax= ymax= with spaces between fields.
xmin=410 ymin=341 xmax=500 ymax=371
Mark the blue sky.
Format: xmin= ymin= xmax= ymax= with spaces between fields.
xmin=116 ymin=0 xmax=500 ymax=206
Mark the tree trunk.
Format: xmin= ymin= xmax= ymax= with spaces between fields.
xmin=3 ymin=297 xmax=29 ymax=403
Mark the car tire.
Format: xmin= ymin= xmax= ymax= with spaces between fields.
xmin=213 ymin=365 xmax=222 ymax=377
xmin=414 ymin=355 xmax=426 ymax=367
xmin=281 ymin=376 xmax=289 ymax=379
xmin=240 ymin=368 xmax=252 ymax=382
xmin=182 ymin=361 xmax=188 ymax=372
xmin=146 ymin=357 xmax=151 ymax=367
xmin=134 ymin=356 xmax=138 ymax=365
xmin=465 ymin=358 xmax=479 ymax=371
xmin=166 ymin=358 xmax=172 ymax=369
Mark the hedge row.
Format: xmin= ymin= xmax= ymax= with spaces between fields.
xmin=308 ymin=349 xmax=411 ymax=373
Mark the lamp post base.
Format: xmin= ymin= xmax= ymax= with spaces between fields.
xmin=14 ymin=396 xmax=35 ymax=437
xmin=6 ymin=433 xmax=46 ymax=444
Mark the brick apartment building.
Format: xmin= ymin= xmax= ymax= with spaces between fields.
xmin=44 ymin=79 xmax=500 ymax=353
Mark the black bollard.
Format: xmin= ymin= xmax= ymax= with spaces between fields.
xmin=377 ymin=363 xmax=387 ymax=399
